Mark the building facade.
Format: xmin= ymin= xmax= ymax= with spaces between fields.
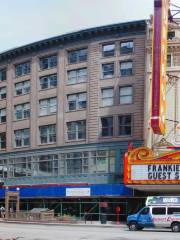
xmin=0 ymin=21 xmax=146 ymax=207
xmin=123 ymin=18 xmax=180 ymax=197
xmin=145 ymin=18 xmax=180 ymax=150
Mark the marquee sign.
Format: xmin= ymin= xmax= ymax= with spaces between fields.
xmin=124 ymin=146 xmax=180 ymax=185
xmin=151 ymin=0 xmax=170 ymax=135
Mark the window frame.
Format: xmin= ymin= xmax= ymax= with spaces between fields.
xmin=0 ymin=108 xmax=6 ymax=123
xmin=14 ymin=103 xmax=30 ymax=121
xmin=39 ymin=124 xmax=56 ymax=144
xmin=119 ymin=86 xmax=133 ymax=105
xmin=120 ymin=60 xmax=133 ymax=76
xmin=0 ymin=87 xmax=6 ymax=100
xmin=67 ymin=120 xmax=86 ymax=141
xmin=168 ymin=31 xmax=175 ymax=40
xmin=167 ymin=207 xmax=180 ymax=215
xmin=101 ymin=116 xmax=113 ymax=137
xmin=67 ymin=68 xmax=87 ymax=85
xmin=120 ymin=40 xmax=134 ymax=55
xmin=39 ymin=74 xmax=57 ymax=90
xmin=118 ymin=114 xmax=132 ymax=136
xmin=102 ymin=43 xmax=115 ymax=57
xmin=102 ymin=62 xmax=115 ymax=79
xmin=14 ymin=128 xmax=30 ymax=148
xmin=101 ymin=88 xmax=114 ymax=107
xmin=67 ymin=92 xmax=87 ymax=111
xmin=0 ymin=68 xmax=6 ymax=82
xmin=167 ymin=54 xmax=173 ymax=67
xmin=15 ymin=62 xmax=31 ymax=77
xmin=39 ymin=97 xmax=57 ymax=116
xmin=15 ymin=80 xmax=30 ymax=96
xmin=68 ymin=48 xmax=88 ymax=64
xmin=152 ymin=207 xmax=166 ymax=215
xmin=39 ymin=55 xmax=57 ymax=70
xmin=0 ymin=132 xmax=6 ymax=149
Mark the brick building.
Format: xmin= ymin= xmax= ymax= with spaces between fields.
xmin=0 ymin=20 xmax=146 ymax=214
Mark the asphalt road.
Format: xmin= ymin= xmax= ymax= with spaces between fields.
xmin=0 ymin=223 xmax=179 ymax=240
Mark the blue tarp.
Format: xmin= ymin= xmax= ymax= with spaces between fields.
xmin=0 ymin=183 xmax=132 ymax=198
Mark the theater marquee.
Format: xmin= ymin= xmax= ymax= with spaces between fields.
xmin=124 ymin=147 xmax=180 ymax=186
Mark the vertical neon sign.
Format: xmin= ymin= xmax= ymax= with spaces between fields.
xmin=151 ymin=0 xmax=169 ymax=135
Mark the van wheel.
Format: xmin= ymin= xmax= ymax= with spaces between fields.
xmin=129 ymin=221 xmax=138 ymax=231
xmin=171 ymin=223 xmax=180 ymax=232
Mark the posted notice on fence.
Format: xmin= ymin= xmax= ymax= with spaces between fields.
xmin=66 ymin=188 xmax=91 ymax=197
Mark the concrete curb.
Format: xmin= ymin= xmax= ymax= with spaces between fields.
xmin=0 ymin=220 xmax=126 ymax=228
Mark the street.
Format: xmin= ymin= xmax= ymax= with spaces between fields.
xmin=0 ymin=223 xmax=179 ymax=240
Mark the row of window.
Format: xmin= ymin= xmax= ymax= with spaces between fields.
xmin=102 ymin=61 xmax=133 ymax=78
xmin=0 ymin=115 xmax=132 ymax=148
xmin=0 ymin=150 xmax=116 ymax=178
xmin=0 ymin=60 xmax=132 ymax=95
xmin=0 ymin=61 xmax=133 ymax=100
xmin=0 ymin=40 xmax=134 ymax=80
xmin=0 ymin=86 xmax=133 ymax=122
xmin=102 ymin=41 xmax=133 ymax=57
xmin=141 ymin=207 xmax=180 ymax=216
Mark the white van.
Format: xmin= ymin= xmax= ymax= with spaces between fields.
xmin=127 ymin=196 xmax=180 ymax=232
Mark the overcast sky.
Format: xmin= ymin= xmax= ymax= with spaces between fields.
xmin=0 ymin=0 xmax=179 ymax=52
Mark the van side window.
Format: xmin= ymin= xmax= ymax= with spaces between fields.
xmin=168 ymin=207 xmax=180 ymax=215
xmin=152 ymin=207 xmax=166 ymax=215
xmin=140 ymin=207 xmax=149 ymax=215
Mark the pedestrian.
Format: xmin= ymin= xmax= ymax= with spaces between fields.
xmin=0 ymin=206 xmax=5 ymax=218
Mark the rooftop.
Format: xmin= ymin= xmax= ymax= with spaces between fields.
xmin=0 ymin=20 xmax=146 ymax=62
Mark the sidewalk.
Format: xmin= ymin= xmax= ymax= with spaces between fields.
xmin=0 ymin=218 xmax=126 ymax=228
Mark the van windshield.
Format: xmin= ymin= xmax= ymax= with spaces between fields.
xmin=139 ymin=207 xmax=150 ymax=215
xmin=128 ymin=204 xmax=145 ymax=215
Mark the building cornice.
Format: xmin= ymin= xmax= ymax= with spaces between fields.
xmin=0 ymin=20 xmax=146 ymax=62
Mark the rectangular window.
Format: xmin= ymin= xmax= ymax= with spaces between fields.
xmin=168 ymin=31 xmax=175 ymax=40
xmin=40 ymin=74 xmax=57 ymax=90
xmin=167 ymin=207 xmax=180 ymax=215
xmin=38 ymin=154 xmax=58 ymax=176
xmin=0 ymin=87 xmax=6 ymax=100
xmin=68 ymin=48 xmax=87 ymax=64
xmin=0 ymin=132 xmax=6 ymax=149
xmin=102 ymin=63 xmax=114 ymax=79
xmin=15 ymin=80 xmax=30 ymax=96
xmin=14 ymin=129 xmax=30 ymax=147
xmin=120 ymin=41 xmax=134 ymax=54
xmin=167 ymin=54 xmax=173 ymax=67
xmin=67 ymin=92 xmax=87 ymax=111
xmin=119 ymin=115 xmax=132 ymax=136
xmin=152 ymin=207 xmax=166 ymax=215
xmin=119 ymin=86 xmax=133 ymax=104
xmin=39 ymin=98 xmax=57 ymax=116
xmin=101 ymin=117 xmax=113 ymax=137
xmin=120 ymin=61 xmax=133 ymax=76
xmin=102 ymin=43 xmax=115 ymax=57
xmin=39 ymin=124 xmax=56 ymax=144
xmin=14 ymin=103 xmax=30 ymax=120
xmin=67 ymin=68 xmax=87 ymax=84
xmin=0 ymin=69 xmax=6 ymax=82
xmin=101 ymin=88 xmax=113 ymax=107
xmin=40 ymin=55 xmax=57 ymax=70
xmin=91 ymin=150 xmax=110 ymax=173
xmin=15 ymin=62 xmax=31 ymax=77
xmin=65 ymin=152 xmax=89 ymax=174
xmin=67 ymin=120 xmax=86 ymax=140
xmin=0 ymin=109 xmax=6 ymax=123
